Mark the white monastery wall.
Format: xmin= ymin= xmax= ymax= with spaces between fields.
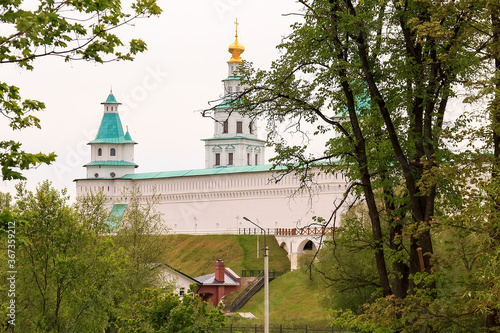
xmin=78 ymin=28 xmax=349 ymax=244
xmin=76 ymin=169 xmax=349 ymax=234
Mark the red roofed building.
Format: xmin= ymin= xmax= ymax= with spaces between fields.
xmin=195 ymin=259 xmax=241 ymax=306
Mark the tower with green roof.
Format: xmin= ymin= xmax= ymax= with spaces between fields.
xmin=202 ymin=21 xmax=266 ymax=168
xmin=84 ymin=92 xmax=138 ymax=179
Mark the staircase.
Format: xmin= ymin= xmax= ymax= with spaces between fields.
xmin=225 ymin=272 xmax=273 ymax=312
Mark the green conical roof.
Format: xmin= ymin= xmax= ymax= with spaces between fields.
xmin=89 ymin=94 xmax=136 ymax=144
xmin=101 ymin=93 xmax=121 ymax=104
xmin=89 ymin=113 xmax=137 ymax=144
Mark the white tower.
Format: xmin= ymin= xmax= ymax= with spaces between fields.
xmin=84 ymin=92 xmax=138 ymax=178
xmin=203 ymin=20 xmax=266 ymax=168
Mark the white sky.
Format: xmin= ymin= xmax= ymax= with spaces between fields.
xmin=0 ymin=0 xmax=304 ymax=199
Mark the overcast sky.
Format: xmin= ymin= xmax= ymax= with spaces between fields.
xmin=0 ymin=0 xmax=305 ymax=199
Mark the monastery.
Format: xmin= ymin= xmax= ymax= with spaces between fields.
xmin=75 ymin=24 xmax=349 ymax=266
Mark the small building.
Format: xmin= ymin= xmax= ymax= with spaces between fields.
xmin=195 ymin=260 xmax=241 ymax=306
xmin=153 ymin=263 xmax=201 ymax=296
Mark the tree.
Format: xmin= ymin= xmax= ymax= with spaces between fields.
xmin=0 ymin=0 xmax=161 ymax=180
xmin=75 ymin=186 xmax=113 ymax=235
xmin=89 ymin=184 xmax=172 ymax=328
xmin=112 ymin=184 xmax=170 ymax=294
xmin=0 ymin=182 xmax=176 ymax=332
xmin=3 ymin=181 xmax=130 ymax=332
xmin=314 ymin=203 xmax=381 ymax=313
xmin=117 ymin=285 xmax=226 ymax=332
xmin=0 ymin=192 xmax=14 ymax=235
xmin=214 ymin=0 xmax=497 ymax=330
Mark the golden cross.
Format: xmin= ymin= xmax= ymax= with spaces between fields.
xmin=234 ymin=18 xmax=239 ymax=36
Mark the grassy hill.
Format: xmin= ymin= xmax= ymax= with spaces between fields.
xmin=155 ymin=235 xmax=330 ymax=326
xmin=238 ymin=267 xmax=331 ymax=327
xmin=158 ymin=234 xmax=290 ymax=278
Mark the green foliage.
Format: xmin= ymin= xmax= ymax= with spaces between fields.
xmin=315 ymin=241 xmax=380 ymax=311
xmin=217 ymin=0 xmax=500 ymax=330
xmin=1 ymin=0 xmax=161 ymax=69
xmin=0 ymin=0 xmax=161 ymax=180
xmin=0 ymin=182 xmax=182 ymax=332
xmin=117 ymin=285 xmax=226 ymax=332
xmin=112 ymin=185 xmax=170 ymax=294
xmin=0 ymin=140 xmax=56 ymax=181
xmin=76 ymin=186 xmax=173 ymax=328
xmin=0 ymin=181 xmax=130 ymax=331
xmin=75 ymin=188 xmax=112 ymax=234
xmin=0 ymin=192 xmax=12 ymax=211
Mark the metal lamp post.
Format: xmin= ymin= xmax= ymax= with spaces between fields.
xmin=243 ymin=217 xmax=269 ymax=333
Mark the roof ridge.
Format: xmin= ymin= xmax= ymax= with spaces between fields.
xmin=119 ymin=164 xmax=282 ymax=180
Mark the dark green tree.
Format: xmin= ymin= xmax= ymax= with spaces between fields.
xmin=210 ymin=0 xmax=498 ymax=330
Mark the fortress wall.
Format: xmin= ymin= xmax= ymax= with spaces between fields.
xmin=75 ymin=169 xmax=350 ymax=233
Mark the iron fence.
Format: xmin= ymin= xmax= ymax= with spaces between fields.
xmin=239 ymin=228 xmax=274 ymax=235
xmin=240 ymin=270 xmax=288 ymax=278
xmin=219 ymin=324 xmax=356 ymax=332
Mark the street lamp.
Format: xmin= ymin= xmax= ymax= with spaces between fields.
xmin=243 ymin=217 xmax=269 ymax=333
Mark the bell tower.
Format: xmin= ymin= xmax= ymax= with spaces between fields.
xmin=203 ymin=20 xmax=266 ymax=168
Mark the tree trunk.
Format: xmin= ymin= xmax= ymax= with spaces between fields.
xmin=492 ymin=2 xmax=500 ymax=174
xmin=341 ymin=79 xmax=392 ymax=296
xmin=383 ymin=178 xmax=409 ymax=298
xmin=487 ymin=1 xmax=500 ymax=328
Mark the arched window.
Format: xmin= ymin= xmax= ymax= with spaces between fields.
xmin=97 ymin=148 xmax=102 ymax=156
xmin=110 ymin=148 xmax=116 ymax=156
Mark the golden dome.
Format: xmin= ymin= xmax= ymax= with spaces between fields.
xmin=228 ymin=19 xmax=245 ymax=63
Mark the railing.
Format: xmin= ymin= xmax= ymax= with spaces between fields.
xmin=239 ymin=228 xmax=275 ymax=235
xmin=219 ymin=324 xmax=356 ymax=332
xmin=172 ymin=228 xmax=240 ymax=235
xmin=241 ymin=270 xmax=288 ymax=278
xmin=226 ymin=272 xmax=266 ymax=312
xmin=172 ymin=227 xmax=334 ymax=236
xmin=275 ymin=227 xmax=334 ymax=236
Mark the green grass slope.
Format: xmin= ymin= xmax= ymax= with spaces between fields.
xmin=159 ymin=234 xmax=290 ymax=278
xmin=239 ymin=268 xmax=331 ymax=326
